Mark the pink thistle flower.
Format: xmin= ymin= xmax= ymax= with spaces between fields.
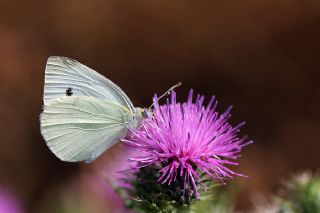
xmin=124 ymin=90 xmax=252 ymax=196
xmin=0 ymin=188 xmax=23 ymax=213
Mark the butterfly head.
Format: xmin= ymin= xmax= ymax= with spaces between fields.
xmin=127 ymin=107 xmax=152 ymax=130
xmin=136 ymin=107 xmax=152 ymax=119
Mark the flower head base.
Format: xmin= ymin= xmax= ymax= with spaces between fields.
xmin=124 ymin=90 xmax=252 ymax=196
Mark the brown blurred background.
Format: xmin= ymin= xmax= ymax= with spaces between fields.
xmin=0 ymin=0 xmax=320 ymax=212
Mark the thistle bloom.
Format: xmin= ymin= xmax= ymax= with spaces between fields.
xmin=124 ymin=90 xmax=252 ymax=196
xmin=0 ymin=188 xmax=23 ymax=213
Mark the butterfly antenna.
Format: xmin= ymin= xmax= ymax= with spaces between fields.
xmin=149 ymin=82 xmax=182 ymax=109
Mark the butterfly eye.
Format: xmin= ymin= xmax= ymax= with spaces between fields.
xmin=142 ymin=109 xmax=153 ymax=118
xmin=142 ymin=111 xmax=148 ymax=118
xmin=66 ymin=88 xmax=73 ymax=96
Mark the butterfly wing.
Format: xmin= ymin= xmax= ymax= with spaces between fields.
xmin=43 ymin=56 xmax=135 ymax=114
xmin=40 ymin=96 xmax=134 ymax=162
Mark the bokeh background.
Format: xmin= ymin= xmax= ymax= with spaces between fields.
xmin=0 ymin=0 xmax=320 ymax=212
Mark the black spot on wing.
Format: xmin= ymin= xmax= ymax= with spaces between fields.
xmin=66 ymin=88 xmax=73 ymax=96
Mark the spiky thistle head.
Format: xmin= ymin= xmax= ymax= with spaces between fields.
xmin=253 ymin=171 xmax=320 ymax=213
xmin=124 ymin=90 xmax=252 ymax=197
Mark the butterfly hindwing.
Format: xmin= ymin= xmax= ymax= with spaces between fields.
xmin=40 ymin=96 xmax=133 ymax=162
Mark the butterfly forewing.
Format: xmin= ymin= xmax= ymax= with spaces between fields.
xmin=44 ymin=56 xmax=135 ymax=114
xmin=40 ymin=96 xmax=133 ymax=162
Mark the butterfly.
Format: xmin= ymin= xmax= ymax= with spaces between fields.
xmin=40 ymin=56 xmax=145 ymax=163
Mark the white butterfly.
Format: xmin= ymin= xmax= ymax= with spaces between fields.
xmin=40 ymin=56 xmax=145 ymax=163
